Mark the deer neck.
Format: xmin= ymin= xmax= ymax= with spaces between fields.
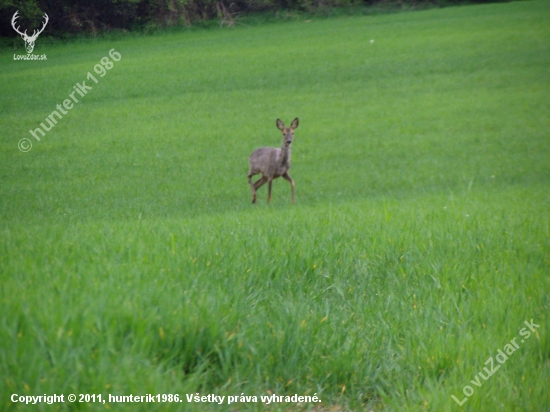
xmin=280 ymin=144 xmax=291 ymax=166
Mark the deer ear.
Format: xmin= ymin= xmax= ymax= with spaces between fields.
xmin=276 ymin=119 xmax=285 ymax=130
xmin=290 ymin=118 xmax=299 ymax=129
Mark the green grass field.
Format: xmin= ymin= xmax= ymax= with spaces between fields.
xmin=1 ymin=0 xmax=549 ymax=410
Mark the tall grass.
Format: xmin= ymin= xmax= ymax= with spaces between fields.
xmin=1 ymin=0 xmax=549 ymax=410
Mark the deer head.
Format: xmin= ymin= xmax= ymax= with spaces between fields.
xmin=11 ymin=11 xmax=49 ymax=54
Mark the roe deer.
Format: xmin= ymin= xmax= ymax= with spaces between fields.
xmin=248 ymin=118 xmax=299 ymax=204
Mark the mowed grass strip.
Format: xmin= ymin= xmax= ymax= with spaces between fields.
xmin=1 ymin=1 xmax=549 ymax=411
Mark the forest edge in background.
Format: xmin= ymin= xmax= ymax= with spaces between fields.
xmin=0 ymin=0 xmax=512 ymax=40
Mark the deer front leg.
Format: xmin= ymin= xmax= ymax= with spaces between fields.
xmin=267 ymin=178 xmax=273 ymax=204
xmin=283 ymin=172 xmax=295 ymax=204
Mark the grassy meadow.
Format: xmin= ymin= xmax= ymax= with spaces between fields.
xmin=1 ymin=0 xmax=549 ymax=410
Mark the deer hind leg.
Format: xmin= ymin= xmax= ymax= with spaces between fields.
xmin=248 ymin=171 xmax=255 ymax=203
xmin=283 ymin=172 xmax=295 ymax=204
xmin=252 ymin=175 xmax=267 ymax=204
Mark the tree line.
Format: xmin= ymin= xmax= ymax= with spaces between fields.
xmin=1 ymin=0 xmax=503 ymax=38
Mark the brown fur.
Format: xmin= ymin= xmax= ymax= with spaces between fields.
xmin=248 ymin=118 xmax=299 ymax=204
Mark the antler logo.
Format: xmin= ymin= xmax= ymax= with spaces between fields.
xmin=11 ymin=10 xmax=49 ymax=54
